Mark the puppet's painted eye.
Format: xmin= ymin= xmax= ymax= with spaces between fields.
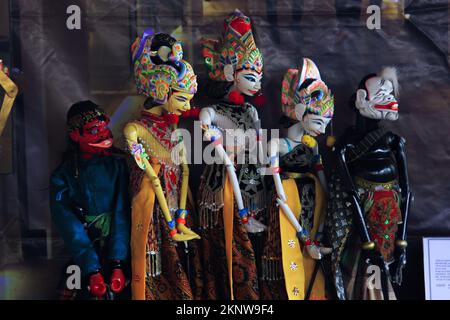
xmin=311 ymin=90 xmax=324 ymax=101
xmin=313 ymin=120 xmax=323 ymax=126
xmin=244 ymin=75 xmax=256 ymax=82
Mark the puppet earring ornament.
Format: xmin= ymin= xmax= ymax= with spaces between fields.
xmin=124 ymin=30 xmax=203 ymax=300
xmin=224 ymin=64 xmax=235 ymax=82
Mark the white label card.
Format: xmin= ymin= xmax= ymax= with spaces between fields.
xmin=423 ymin=237 xmax=450 ymax=300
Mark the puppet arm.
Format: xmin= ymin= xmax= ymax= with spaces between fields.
xmin=391 ymin=134 xmax=411 ymax=284
xmin=338 ymin=144 xmax=376 ymax=250
xmin=268 ymin=136 xmax=325 ymax=260
xmin=391 ymin=135 xmax=411 ymax=246
xmin=107 ymin=159 xmax=130 ymax=294
xmin=109 ymin=158 xmax=130 ymax=262
xmin=306 ymin=136 xmax=332 ymax=254
xmin=310 ymin=140 xmax=328 ymax=195
xmin=124 ymin=123 xmax=197 ymax=242
xmin=248 ymin=105 xmax=265 ymax=165
xmin=175 ymin=144 xmax=200 ymax=239
xmin=50 ymin=172 xmax=101 ymax=276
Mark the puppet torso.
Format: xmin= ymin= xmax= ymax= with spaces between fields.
xmin=200 ymin=101 xmax=266 ymax=219
xmin=344 ymin=128 xmax=399 ymax=183
xmin=128 ymin=114 xmax=183 ymax=211
xmin=279 ymin=141 xmax=315 ymax=174
xmin=210 ymin=101 xmax=259 ymax=150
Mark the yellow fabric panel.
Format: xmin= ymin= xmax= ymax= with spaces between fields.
xmin=280 ymin=178 xmax=305 ymax=300
xmin=130 ymin=164 xmax=161 ymax=300
xmin=223 ymin=175 xmax=234 ymax=300
xmin=280 ymin=174 xmax=327 ymax=300
xmin=0 ymin=70 xmax=18 ymax=137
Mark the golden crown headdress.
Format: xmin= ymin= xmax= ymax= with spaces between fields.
xmin=132 ymin=29 xmax=198 ymax=104
xmin=201 ymin=9 xmax=263 ymax=82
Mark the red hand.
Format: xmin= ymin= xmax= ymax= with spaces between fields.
xmin=110 ymin=268 xmax=126 ymax=293
xmin=89 ymin=273 xmax=107 ymax=297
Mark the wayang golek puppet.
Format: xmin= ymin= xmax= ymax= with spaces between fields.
xmin=124 ymin=30 xmax=203 ymax=300
xmin=261 ymin=58 xmax=334 ymax=300
xmin=198 ymin=9 xmax=267 ymax=299
xmin=50 ymin=101 xmax=130 ymax=299
xmin=326 ymin=67 xmax=411 ymax=300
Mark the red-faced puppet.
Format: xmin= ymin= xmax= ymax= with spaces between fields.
xmin=50 ymin=100 xmax=130 ymax=299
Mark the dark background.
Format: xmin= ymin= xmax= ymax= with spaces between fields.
xmin=0 ymin=0 xmax=448 ymax=299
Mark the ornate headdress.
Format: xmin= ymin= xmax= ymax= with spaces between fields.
xmin=132 ymin=29 xmax=198 ymax=104
xmin=201 ymin=9 xmax=263 ymax=81
xmin=281 ymin=58 xmax=334 ymax=120
xmin=67 ymin=100 xmax=107 ymax=132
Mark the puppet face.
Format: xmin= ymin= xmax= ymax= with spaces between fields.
xmin=166 ymin=91 xmax=193 ymax=115
xmin=293 ymin=80 xmax=334 ymax=137
xmin=224 ymin=64 xmax=262 ymax=97
xmin=234 ymin=69 xmax=262 ymax=96
xmin=70 ymin=116 xmax=113 ymax=154
xmin=356 ymin=76 xmax=399 ymax=121
xmin=301 ymin=113 xmax=331 ymax=137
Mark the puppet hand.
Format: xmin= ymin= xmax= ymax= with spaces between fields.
xmin=319 ymin=246 xmax=333 ymax=255
xmin=394 ymin=249 xmax=407 ymax=285
xmin=306 ymin=244 xmax=323 ymax=260
xmin=244 ymin=217 xmax=267 ymax=233
xmin=276 ymin=192 xmax=287 ymax=203
xmin=203 ymin=125 xmax=222 ymax=142
xmin=177 ymin=224 xmax=201 ymax=239
xmin=110 ymin=268 xmax=126 ymax=293
xmin=176 ymin=209 xmax=201 ymax=239
xmin=172 ymin=232 xmax=200 ymax=242
xmin=88 ymin=272 xmax=107 ymax=298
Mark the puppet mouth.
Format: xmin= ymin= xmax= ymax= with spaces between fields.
xmin=88 ymin=138 xmax=113 ymax=148
xmin=248 ymin=89 xmax=259 ymax=95
xmin=306 ymin=129 xmax=320 ymax=137
xmin=375 ymin=101 xmax=398 ymax=112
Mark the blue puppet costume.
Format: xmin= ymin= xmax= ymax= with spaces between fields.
xmin=50 ymin=101 xmax=130 ymax=299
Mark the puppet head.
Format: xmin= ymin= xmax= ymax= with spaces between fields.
xmin=132 ymin=30 xmax=197 ymax=115
xmin=355 ymin=67 xmax=399 ymax=121
xmin=281 ymin=58 xmax=334 ymax=137
xmin=67 ymin=101 xmax=113 ymax=157
xmin=201 ymin=9 xmax=263 ymax=97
